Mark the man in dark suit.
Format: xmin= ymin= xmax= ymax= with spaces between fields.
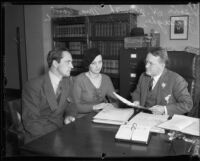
xmin=131 ymin=47 xmax=193 ymax=116
xmin=22 ymin=47 xmax=77 ymax=143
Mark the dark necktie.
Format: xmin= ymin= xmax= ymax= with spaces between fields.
xmin=56 ymin=80 xmax=62 ymax=103
xmin=149 ymin=77 xmax=154 ymax=91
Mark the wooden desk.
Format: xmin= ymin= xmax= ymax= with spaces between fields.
xmin=20 ymin=112 xmax=192 ymax=157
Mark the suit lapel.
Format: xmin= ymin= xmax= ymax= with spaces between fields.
xmin=141 ymin=74 xmax=151 ymax=106
xmin=156 ymin=69 xmax=168 ymax=104
xmin=44 ymin=73 xmax=58 ymax=111
xmin=58 ymin=77 xmax=70 ymax=107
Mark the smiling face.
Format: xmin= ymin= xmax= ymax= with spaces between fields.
xmin=89 ymin=55 xmax=103 ymax=74
xmin=55 ymin=51 xmax=73 ymax=77
xmin=145 ymin=53 xmax=165 ymax=77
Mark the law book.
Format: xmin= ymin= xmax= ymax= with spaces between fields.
xmin=158 ymin=114 xmax=200 ymax=136
xmin=92 ymin=105 xmax=134 ymax=125
xmin=113 ymin=92 xmax=152 ymax=114
xmin=115 ymin=124 xmax=151 ymax=144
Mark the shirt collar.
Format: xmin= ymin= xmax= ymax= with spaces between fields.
xmin=152 ymin=70 xmax=163 ymax=83
xmin=49 ymin=70 xmax=62 ymax=85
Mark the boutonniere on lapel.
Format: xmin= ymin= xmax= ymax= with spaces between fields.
xmin=165 ymin=95 xmax=171 ymax=104
xmin=66 ymin=97 xmax=71 ymax=103
xmin=161 ymin=82 xmax=166 ymax=89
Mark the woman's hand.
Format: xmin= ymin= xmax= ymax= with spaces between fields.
xmin=93 ymin=103 xmax=114 ymax=111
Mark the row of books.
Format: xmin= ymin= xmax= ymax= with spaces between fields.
xmin=54 ymin=41 xmax=87 ymax=55
xmin=69 ymin=42 xmax=87 ymax=55
xmin=92 ymin=41 xmax=123 ymax=57
xmin=102 ymin=60 xmax=119 ymax=74
xmin=92 ymin=22 xmax=128 ymax=37
xmin=72 ymin=59 xmax=119 ymax=74
xmin=53 ymin=24 xmax=86 ymax=38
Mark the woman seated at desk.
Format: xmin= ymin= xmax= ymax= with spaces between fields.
xmin=73 ymin=48 xmax=118 ymax=116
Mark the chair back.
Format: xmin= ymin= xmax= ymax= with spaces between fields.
xmin=7 ymin=99 xmax=25 ymax=145
xmin=167 ymin=51 xmax=200 ymax=117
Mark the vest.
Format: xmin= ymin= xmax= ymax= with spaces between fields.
xmin=144 ymin=83 xmax=159 ymax=107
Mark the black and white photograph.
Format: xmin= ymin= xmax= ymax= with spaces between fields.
xmin=2 ymin=2 xmax=200 ymax=160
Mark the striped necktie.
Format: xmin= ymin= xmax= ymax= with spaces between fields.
xmin=149 ymin=77 xmax=154 ymax=91
xmin=56 ymin=80 xmax=62 ymax=103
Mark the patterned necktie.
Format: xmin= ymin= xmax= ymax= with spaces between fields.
xmin=149 ymin=77 xmax=154 ymax=91
xmin=56 ymin=80 xmax=62 ymax=103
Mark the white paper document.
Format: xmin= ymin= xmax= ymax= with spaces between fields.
xmin=158 ymin=114 xmax=200 ymax=136
xmin=93 ymin=106 xmax=134 ymax=125
xmin=127 ymin=112 xmax=169 ymax=134
xmin=113 ymin=92 xmax=151 ymax=111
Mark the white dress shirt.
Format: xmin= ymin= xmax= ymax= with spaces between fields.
xmin=49 ymin=71 xmax=62 ymax=95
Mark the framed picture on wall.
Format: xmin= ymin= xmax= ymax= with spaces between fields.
xmin=170 ymin=15 xmax=189 ymax=40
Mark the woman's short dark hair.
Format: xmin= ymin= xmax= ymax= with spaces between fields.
xmin=148 ymin=47 xmax=169 ymax=64
xmin=47 ymin=47 xmax=69 ymax=68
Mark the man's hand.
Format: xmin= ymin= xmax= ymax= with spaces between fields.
xmin=64 ymin=116 xmax=75 ymax=125
xmin=149 ymin=105 xmax=165 ymax=115
xmin=132 ymin=101 xmax=140 ymax=106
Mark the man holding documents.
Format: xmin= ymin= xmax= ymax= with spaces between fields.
xmin=131 ymin=47 xmax=193 ymax=116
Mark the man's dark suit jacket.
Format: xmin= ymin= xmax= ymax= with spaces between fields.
xmin=131 ymin=69 xmax=193 ymax=116
xmin=22 ymin=73 xmax=76 ymax=143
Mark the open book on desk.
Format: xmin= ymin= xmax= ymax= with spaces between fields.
xmin=93 ymin=106 xmax=134 ymax=125
xmin=115 ymin=124 xmax=151 ymax=144
xmin=158 ymin=114 xmax=200 ymax=136
xmin=113 ymin=92 xmax=152 ymax=114
xmin=115 ymin=112 xmax=169 ymax=144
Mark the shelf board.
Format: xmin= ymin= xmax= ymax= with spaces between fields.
xmin=89 ymin=37 xmax=125 ymax=41
xmin=102 ymin=73 xmax=119 ymax=78
xmin=53 ymin=37 xmax=87 ymax=42
xmin=72 ymin=55 xmax=83 ymax=59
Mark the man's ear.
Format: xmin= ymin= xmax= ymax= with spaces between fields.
xmin=52 ymin=60 xmax=58 ymax=68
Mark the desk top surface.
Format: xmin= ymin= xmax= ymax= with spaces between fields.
xmin=20 ymin=112 xmax=192 ymax=157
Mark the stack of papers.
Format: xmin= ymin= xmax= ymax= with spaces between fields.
xmin=158 ymin=114 xmax=200 ymax=136
xmin=93 ymin=106 xmax=134 ymax=125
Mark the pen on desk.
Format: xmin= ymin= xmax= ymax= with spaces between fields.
xmin=188 ymin=140 xmax=196 ymax=153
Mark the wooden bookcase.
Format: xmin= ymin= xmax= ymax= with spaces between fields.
xmin=51 ymin=16 xmax=88 ymax=75
xmin=51 ymin=13 xmax=138 ymax=90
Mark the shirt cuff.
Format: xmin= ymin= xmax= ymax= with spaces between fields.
xmin=164 ymin=106 xmax=168 ymax=115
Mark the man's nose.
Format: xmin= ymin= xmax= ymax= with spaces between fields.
xmin=70 ymin=63 xmax=73 ymax=68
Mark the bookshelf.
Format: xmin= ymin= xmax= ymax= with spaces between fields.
xmin=88 ymin=13 xmax=138 ymax=89
xmin=51 ymin=16 xmax=88 ymax=75
xmin=51 ymin=13 xmax=139 ymax=90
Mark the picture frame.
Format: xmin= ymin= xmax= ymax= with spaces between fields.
xmin=170 ymin=15 xmax=189 ymax=40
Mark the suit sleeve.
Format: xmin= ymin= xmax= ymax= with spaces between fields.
xmin=22 ymin=81 xmax=54 ymax=137
xmin=166 ymin=75 xmax=193 ymax=116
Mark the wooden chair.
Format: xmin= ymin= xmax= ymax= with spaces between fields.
xmin=6 ymin=99 xmax=25 ymax=147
